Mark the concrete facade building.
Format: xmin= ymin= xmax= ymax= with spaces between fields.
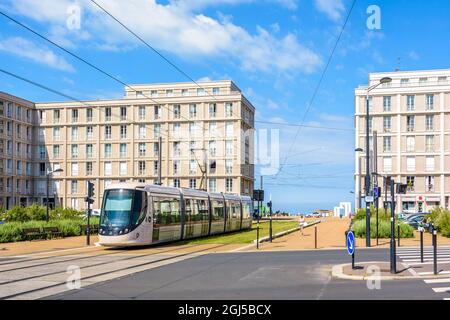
xmin=0 ymin=80 xmax=255 ymax=211
xmin=355 ymin=69 xmax=450 ymax=213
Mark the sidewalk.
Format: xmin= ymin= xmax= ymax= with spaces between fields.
xmin=253 ymin=217 xmax=450 ymax=251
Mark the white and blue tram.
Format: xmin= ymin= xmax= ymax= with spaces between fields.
xmin=98 ymin=183 xmax=253 ymax=246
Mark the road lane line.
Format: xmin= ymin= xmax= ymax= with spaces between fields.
xmin=432 ymin=287 xmax=450 ymax=293
xmin=424 ymin=278 xmax=450 ymax=284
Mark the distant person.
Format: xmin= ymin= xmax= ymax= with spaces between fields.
xmin=299 ymin=216 xmax=306 ymax=236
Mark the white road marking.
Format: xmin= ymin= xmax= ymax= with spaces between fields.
xmin=424 ymin=278 xmax=450 ymax=284
xmin=432 ymin=287 xmax=450 ymax=293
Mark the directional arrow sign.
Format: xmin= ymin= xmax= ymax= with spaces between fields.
xmin=346 ymin=231 xmax=355 ymax=256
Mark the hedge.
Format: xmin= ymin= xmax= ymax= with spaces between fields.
xmin=352 ymin=218 xmax=414 ymax=239
xmin=0 ymin=218 xmax=99 ymax=243
xmin=428 ymin=208 xmax=450 ymax=238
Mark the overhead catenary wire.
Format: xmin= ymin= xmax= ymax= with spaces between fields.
xmin=275 ymin=0 xmax=357 ymax=180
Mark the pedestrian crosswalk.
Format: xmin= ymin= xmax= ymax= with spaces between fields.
xmin=397 ymin=246 xmax=450 ymax=300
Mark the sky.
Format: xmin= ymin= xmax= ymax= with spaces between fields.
xmin=1 ymin=0 xmax=450 ymax=213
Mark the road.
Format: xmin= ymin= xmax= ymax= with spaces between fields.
xmin=43 ymin=248 xmax=448 ymax=300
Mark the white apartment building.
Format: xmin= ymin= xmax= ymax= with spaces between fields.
xmin=355 ymin=69 xmax=450 ymax=213
xmin=0 ymin=80 xmax=255 ymax=210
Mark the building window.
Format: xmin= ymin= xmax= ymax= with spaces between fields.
xmin=383 ymin=116 xmax=391 ymax=132
xmin=119 ymin=162 xmax=127 ymax=176
xmin=120 ymin=125 xmax=127 ymax=139
xmin=208 ymin=179 xmax=217 ymax=192
xmin=426 ymin=135 xmax=434 ymax=152
xmin=197 ymin=88 xmax=205 ymax=96
xmin=209 ymin=103 xmax=217 ymax=117
xmin=104 ymin=144 xmax=112 ymax=158
xmin=71 ymin=127 xmax=78 ymax=141
xmin=138 ymin=106 xmax=146 ymax=120
xmin=419 ymin=77 xmax=428 ymax=85
xmin=71 ymin=180 xmax=78 ymax=194
xmin=153 ymin=124 xmax=159 ymax=138
xmin=426 ymin=115 xmax=434 ymax=131
xmin=72 ymin=109 xmax=78 ymax=122
xmin=154 ymin=161 xmax=159 ymax=175
xmin=426 ymin=156 xmax=435 ymax=172
xmin=87 ymin=108 xmax=93 ymax=122
xmin=406 ymin=136 xmax=415 ymax=152
xmin=383 ymin=157 xmax=392 ymax=172
xmin=212 ymin=87 xmax=220 ymax=95
xmin=406 ymin=95 xmax=415 ymax=111
xmin=53 ymin=127 xmax=60 ymax=140
xmin=53 ymin=145 xmax=60 ymax=158
xmin=407 ymin=116 xmax=415 ymax=132
xmin=438 ymin=76 xmax=447 ymax=84
xmin=120 ymin=143 xmax=127 ymax=158
xmin=151 ymin=90 xmax=158 ymax=98
xmin=189 ymin=122 xmax=199 ymax=137
xmin=225 ymin=103 xmax=233 ymax=117
xmin=173 ymin=105 xmax=181 ymax=119
xmin=86 ymin=144 xmax=93 ymax=158
xmin=154 ymin=142 xmax=159 ymax=156
xmin=105 ymin=125 xmax=112 ymax=139
xmin=172 ymin=123 xmax=181 ymax=137
xmin=209 ymin=141 xmax=217 ymax=157
xmin=86 ymin=126 xmax=93 ymax=140
xmin=104 ymin=162 xmax=112 ymax=176
xmin=138 ymin=161 xmax=146 ymax=175
xmin=209 ymin=122 xmax=217 ymax=137
xmin=53 ymin=110 xmax=60 ymax=123
xmin=426 ymin=176 xmax=435 ymax=192
xmin=225 ymin=159 xmax=233 ymax=174
xmin=71 ymin=163 xmax=79 ymax=176
xmin=173 ymin=142 xmax=181 ymax=156
xmin=189 ymin=104 xmax=197 ymax=118
xmin=406 ymin=176 xmax=415 ymax=192
xmin=226 ymin=122 xmax=234 ymax=137
xmin=173 ymin=160 xmax=180 ymax=175
xmin=383 ymin=136 xmax=391 ymax=152
xmin=86 ymin=162 xmax=93 ymax=176
xmin=406 ymin=157 xmax=416 ymax=172
xmin=105 ymin=107 xmax=112 ymax=121
xmin=189 ymin=179 xmax=197 ymax=189
xmin=120 ymin=106 xmax=127 ymax=120
xmin=401 ymin=79 xmax=409 ymax=87
xmin=139 ymin=143 xmax=146 ymax=157
xmin=226 ymin=178 xmax=233 ymax=193
xmin=154 ymin=106 xmax=161 ymax=119
xmin=173 ymin=179 xmax=181 ymax=188
xmin=383 ymin=96 xmax=391 ymax=112
xmin=426 ymin=95 xmax=434 ymax=110
xmin=71 ymin=144 xmax=78 ymax=159
xmin=166 ymin=89 xmax=174 ymax=97
xmin=139 ymin=124 xmax=147 ymax=139
xmin=189 ymin=159 xmax=197 ymax=174
xmin=226 ymin=140 xmax=233 ymax=156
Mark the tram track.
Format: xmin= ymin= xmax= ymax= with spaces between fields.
xmin=0 ymin=243 xmax=228 ymax=299
xmin=0 ymin=243 xmax=202 ymax=284
xmin=0 ymin=247 xmax=199 ymax=274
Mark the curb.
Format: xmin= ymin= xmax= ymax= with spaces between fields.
xmin=332 ymin=262 xmax=450 ymax=281
xmin=253 ymin=220 xmax=322 ymax=244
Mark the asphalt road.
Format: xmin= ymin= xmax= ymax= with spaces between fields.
xmin=47 ymin=248 xmax=448 ymax=300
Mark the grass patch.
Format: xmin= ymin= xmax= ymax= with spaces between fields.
xmin=352 ymin=218 xmax=414 ymax=239
xmin=180 ymin=220 xmax=300 ymax=245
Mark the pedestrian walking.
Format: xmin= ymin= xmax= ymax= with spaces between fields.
xmin=299 ymin=216 xmax=306 ymax=236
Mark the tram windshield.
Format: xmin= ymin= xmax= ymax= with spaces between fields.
xmin=100 ymin=189 xmax=147 ymax=229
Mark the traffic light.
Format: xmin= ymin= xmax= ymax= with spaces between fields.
xmin=86 ymin=181 xmax=95 ymax=204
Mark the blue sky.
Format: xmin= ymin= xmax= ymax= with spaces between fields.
xmin=1 ymin=0 xmax=450 ymax=213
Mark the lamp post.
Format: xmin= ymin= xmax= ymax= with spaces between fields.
xmin=46 ymin=168 xmax=63 ymax=222
xmin=362 ymin=77 xmax=392 ymax=247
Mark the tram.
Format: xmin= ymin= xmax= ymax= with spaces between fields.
xmin=98 ymin=183 xmax=253 ymax=246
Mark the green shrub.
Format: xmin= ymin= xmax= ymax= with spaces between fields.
xmin=50 ymin=207 xmax=85 ymax=220
xmin=352 ymin=218 xmax=414 ymax=239
xmin=0 ymin=218 xmax=100 ymax=243
xmin=429 ymin=208 xmax=450 ymax=238
xmin=26 ymin=204 xmax=46 ymax=221
xmin=1 ymin=206 xmax=28 ymax=222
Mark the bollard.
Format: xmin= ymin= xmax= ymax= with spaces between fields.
xmin=397 ymin=224 xmax=400 ymax=247
xmin=315 ymin=226 xmax=318 ymax=249
xmin=433 ymin=227 xmax=438 ymax=275
xmin=256 ymin=220 xmax=260 ymax=250
xmin=420 ymin=228 xmax=424 ymax=263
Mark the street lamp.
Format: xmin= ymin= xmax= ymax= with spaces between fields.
xmin=46 ymin=168 xmax=63 ymax=222
xmin=363 ymin=77 xmax=392 ymax=247
xmin=354 ymin=148 xmax=364 ymax=212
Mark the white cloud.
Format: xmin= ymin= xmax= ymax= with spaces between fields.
xmin=408 ymin=51 xmax=420 ymax=61
xmin=314 ymin=0 xmax=345 ymax=22
xmin=2 ymin=0 xmax=319 ymax=75
xmin=0 ymin=36 xmax=75 ymax=72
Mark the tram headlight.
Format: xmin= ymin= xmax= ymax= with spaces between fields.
xmin=124 ymin=228 xmax=129 ymax=234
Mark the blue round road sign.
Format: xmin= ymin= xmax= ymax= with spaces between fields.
xmin=346 ymin=231 xmax=355 ymax=255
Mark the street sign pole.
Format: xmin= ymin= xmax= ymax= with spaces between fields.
xmin=390 ymin=179 xmax=396 ymax=274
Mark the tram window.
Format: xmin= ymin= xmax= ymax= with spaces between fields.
xmin=185 ymin=198 xmax=199 ymax=223
xmin=242 ymin=202 xmax=251 ymax=219
xmin=211 ymin=200 xmax=225 ymax=221
xmin=131 ymin=190 xmax=148 ymax=226
xmin=153 ymin=197 xmax=180 ymax=225
xmin=198 ymin=199 xmax=209 ymax=221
